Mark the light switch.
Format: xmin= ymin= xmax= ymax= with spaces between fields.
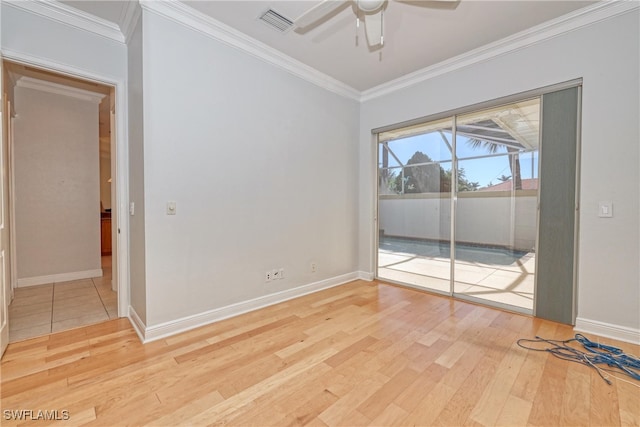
xmin=167 ymin=201 xmax=177 ymax=215
xmin=129 ymin=202 xmax=135 ymax=216
xmin=598 ymin=201 xmax=613 ymax=218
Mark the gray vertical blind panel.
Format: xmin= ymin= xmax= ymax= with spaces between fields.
xmin=536 ymin=87 xmax=579 ymax=325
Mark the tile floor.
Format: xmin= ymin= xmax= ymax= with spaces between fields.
xmin=378 ymin=248 xmax=535 ymax=311
xmin=8 ymin=256 xmax=117 ymax=343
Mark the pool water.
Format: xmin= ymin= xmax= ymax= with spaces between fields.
xmin=379 ymin=236 xmax=530 ymax=266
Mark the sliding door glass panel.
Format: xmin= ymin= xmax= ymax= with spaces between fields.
xmin=453 ymin=99 xmax=540 ymax=311
xmin=378 ymin=118 xmax=453 ymax=293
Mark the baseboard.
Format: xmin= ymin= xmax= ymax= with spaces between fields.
xmin=140 ymin=272 xmax=360 ymax=343
xmin=17 ymin=269 xmax=103 ymax=287
xmin=574 ymin=317 xmax=640 ymax=345
xmin=128 ymin=306 xmax=147 ymax=343
xmin=358 ymin=271 xmax=375 ymax=281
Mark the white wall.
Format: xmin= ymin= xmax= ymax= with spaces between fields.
xmin=127 ymin=14 xmax=146 ymax=324
xmin=360 ymin=10 xmax=640 ymax=333
xmin=13 ymin=86 xmax=101 ymax=281
xmin=379 ymin=194 xmax=537 ymax=250
xmin=1 ymin=5 xmax=126 ymax=83
xmin=140 ymin=11 xmax=360 ymax=326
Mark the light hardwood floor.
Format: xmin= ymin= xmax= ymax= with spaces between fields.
xmin=1 ymin=280 xmax=638 ymax=426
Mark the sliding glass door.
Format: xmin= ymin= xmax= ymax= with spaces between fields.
xmin=453 ymin=99 xmax=540 ymax=311
xmin=377 ymin=98 xmax=542 ymax=313
xmin=377 ymin=118 xmax=453 ymax=294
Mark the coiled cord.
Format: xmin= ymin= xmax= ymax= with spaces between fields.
xmin=517 ymin=334 xmax=640 ymax=385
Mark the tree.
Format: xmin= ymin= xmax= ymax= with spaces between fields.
xmin=403 ymin=151 xmax=442 ymax=193
xmin=387 ymin=151 xmax=479 ymax=194
xmin=442 ymin=167 xmax=480 ymax=192
xmin=497 ymin=174 xmax=512 ymax=182
xmin=468 ymin=139 xmax=522 ymax=190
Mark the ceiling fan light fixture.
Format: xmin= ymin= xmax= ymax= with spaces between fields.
xmin=357 ymin=0 xmax=386 ymax=13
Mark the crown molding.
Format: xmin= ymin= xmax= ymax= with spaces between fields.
xmin=120 ymin=0 xmax=142 ymax=43
xmin=5 ymin=0 xmax=635 ymax=104
xmin=139 ymin=0 xmax=361 ymax=101
xmin=16 ymin=76 xmax=106 ymax=103
xmin=4 ymin=0 xmax=125 ymax=44
xmin=360 ymin=0 xmax=640 ymax=102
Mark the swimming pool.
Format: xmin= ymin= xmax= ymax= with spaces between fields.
xmin=379 ymin=236 xmax=530 ymax=266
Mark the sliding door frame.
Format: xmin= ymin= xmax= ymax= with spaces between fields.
xmin=373 ymin=79 xmax=582 ymax=318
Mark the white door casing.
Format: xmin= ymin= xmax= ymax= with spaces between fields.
xmin=1 ymin=55 xmax=10 ymax=358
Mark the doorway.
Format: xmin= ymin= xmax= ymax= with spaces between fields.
xmin=3 ymin=60 xmax=119 ymax=342
xmin=377 ymin=99 xmax=539 ymax=313
xmin=376 ymin=83 xmax=581 ymax=323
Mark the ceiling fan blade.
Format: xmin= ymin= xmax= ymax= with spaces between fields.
xmin=395 ymin=0 xmax=459 ymax=9
xmin=294 ymin=0 xmax=350 ymax=29
xmin=364 ymin=11 xmax=383 ymax=47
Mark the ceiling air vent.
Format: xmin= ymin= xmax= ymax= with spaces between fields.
xmin=259 ymin=9 xmax=294 ymax=33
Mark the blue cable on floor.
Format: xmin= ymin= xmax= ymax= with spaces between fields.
xmin=517 ymin=334 xmax=640 ymax=385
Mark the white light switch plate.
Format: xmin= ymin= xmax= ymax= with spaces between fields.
xmin=598 ymin=201 xmax=613 ymax=218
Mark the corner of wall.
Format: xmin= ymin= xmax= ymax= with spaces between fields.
xmin=128 ymin=305 xmax=147 ymax=343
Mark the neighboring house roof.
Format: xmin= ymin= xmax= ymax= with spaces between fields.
xmin=478 ymin=178 xmax=538 ymax=191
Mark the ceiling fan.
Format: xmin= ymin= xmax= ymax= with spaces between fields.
xmin=294 ymin=0 xmax=458 ymax=48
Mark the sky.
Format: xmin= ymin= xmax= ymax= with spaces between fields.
xmin=380 ymin=131 xmax=538 ymax=188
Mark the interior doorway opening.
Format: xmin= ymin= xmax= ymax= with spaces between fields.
xmin=2 ymin=60 xmax=120 ymax=342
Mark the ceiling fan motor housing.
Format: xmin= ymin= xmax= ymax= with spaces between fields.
xmin=358 ymin=0 xmax=386 ymax=12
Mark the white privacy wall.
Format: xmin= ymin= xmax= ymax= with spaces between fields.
xmin=13 ymin=86 xmax=101 ymax=281
xmin=379 ymin=195 xmax=537 ymax=251
xmin=360 ymin=9 xmax=640 ymax=334
xmin=141 ymin=11 xmax=360 ymax=326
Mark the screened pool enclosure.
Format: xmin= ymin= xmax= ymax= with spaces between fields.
xmin=376 ymin=98 xmax=540 ymax=313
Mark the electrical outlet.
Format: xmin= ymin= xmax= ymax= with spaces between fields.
xmin=310 ymin=262 xmax=317 ymax=273
xmin=265 ymin=271 xmax=272 ymax=282
xmin=279 ymin=268 xmax=284 ymax=279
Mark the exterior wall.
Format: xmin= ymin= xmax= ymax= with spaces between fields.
xmin=379 ymin=193 xmax=537 ymax=250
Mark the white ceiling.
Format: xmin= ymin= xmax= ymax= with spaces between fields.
xmin=60 ymin=0 xmax=596 ymax=91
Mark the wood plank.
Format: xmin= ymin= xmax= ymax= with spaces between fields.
xmin=324 ymin=335 xmax=378 ymax=368
xmin=559 ymin=366 xmax=590 ymax=426
xmin=356 ymin=367 xmax=420 ymax=420
xmin=494 ymin=394 xmax=532 ymax=426
xmin=402 ymin=382 xmax=457 ymax=426
xmin=368 ymin=403 xmax=408 ymax=426
xmin=527 ymin=337 xmax=570 ymax=425
xmin=468 ymin=340 xmax=527 ymax=426
xmin=616 ymin=378 xmax=640 ymax=426
xmin=317 ymin=377 xmax=386 ymax=426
